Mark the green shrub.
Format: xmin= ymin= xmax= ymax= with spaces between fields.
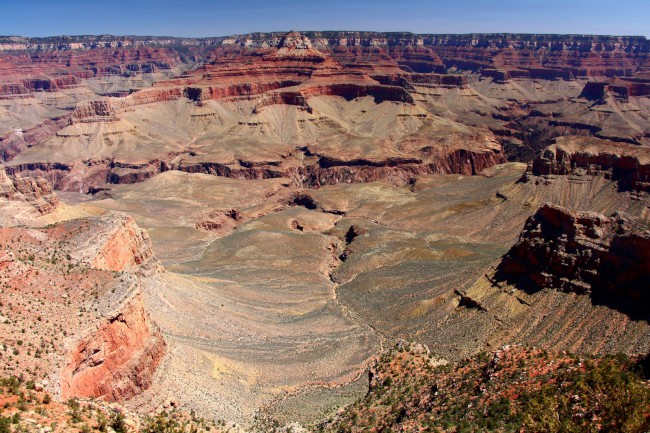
xmin=110 ymin=411 xmax=127 ymax=433
xmin=96 ymin=413 xmax=108 ymax=432
xmin=521 ymin=357 xmax=650 ymax=433
xmin=0 ymin=417 xmax=10 ymax=433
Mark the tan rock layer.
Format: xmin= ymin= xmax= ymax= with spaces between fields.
xmin=0 ymin=169 xmax=59 ymax=214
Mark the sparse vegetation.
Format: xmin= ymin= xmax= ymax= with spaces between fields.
xmin=320 ymin=343 xmax=650 ymax=433
xmin=0 ymin=376 xmax=225 ymax=433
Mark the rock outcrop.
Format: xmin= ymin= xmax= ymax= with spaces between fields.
xmin=0 ymin=210 xmax=167 ymax=405
xmin=60 ymin=293 xmax=166 ymax=402
xmin=0 ymin=169 xmax=59 ymax=214
xmin=497 ymin=203 xmax=650 ymax=318
xmin=78 ymin=215 xmax=158 ymax=274
xmin=302 ymin=143 xmax=506 ymax=187
xmin=580 ymin=77 xmax=650 ymax=101
xmin=71 ymin=100 xmax=118 ymax=123
xmin=529 ymin=137 xmax=650 ymax=192
xmin=195 ymin=208 xmax=242 ymax=235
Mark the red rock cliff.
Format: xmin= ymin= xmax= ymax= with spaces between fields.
xmin=60 ymin=293 xmax=166 ymax=402
xmin=84 ymin=215 xmax=158 ymax=273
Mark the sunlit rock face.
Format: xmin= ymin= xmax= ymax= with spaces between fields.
xmin=0 ymin=31 xmax=648 ymax=429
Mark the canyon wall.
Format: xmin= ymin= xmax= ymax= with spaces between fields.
xmin=60 ymin=293 xmax=166 ymax=402
xmin=2 ymin=32 xmax=648 ymax=99
xmin=529 ymin=137 xmax=650 ymax=192
xmin=497 ymin=203 xmax=650 ymax=318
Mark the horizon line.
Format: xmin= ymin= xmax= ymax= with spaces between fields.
xmin=2 ymin=31 xmax=649 ymax=40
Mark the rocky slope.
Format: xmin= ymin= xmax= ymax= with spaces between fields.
xmin=321 ymin=342 xmax=650 ymax=433
xmin=0 ymin=211 xmax=165 ymax=404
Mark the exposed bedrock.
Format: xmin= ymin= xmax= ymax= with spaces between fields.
xmin=4 ymin=161 xmax=109 ymax=192
xmin=496 ymin=203 xmax=650 ymax=319
xmin=580 ymin=78 xmax=650 ymax=101
xmin=0 ymin=118 xmax=71 ymax=162
xmin=529 ymin=137 xmax=650 ymax=192
xmin=407 ymin=73 xmax=468 ymax=88
xmin=57 ymin=214 xmax=165 ymax=402
xmin=219 ymin=32 xmax=649 ymax=78
xmin=60 ymin=293 xmax=166 ymax=402
xmin=71 ymin=100 xmax=117 ymax=122
xmin=195 ymin=208 xmax=242 ymax=235
xmin=181 ymin=80 xmax=302 ymax=103
xmin=254 ymin=90 xmax=311 ymax=112
xmin=253 ymin=82 xmax=416 ymax=112
xmin=3 ymin=32 xmax=647 ymax=100
xmin=0 ymin=169 xmax=59 ymax=214
xmin=4 ymin=139 xmax=506 ymax=192
xmin=83 ymin=214 xmax=159 ymax=274
xmin=303 ymin=147 xmax=505 ymax=186
xmin=0 ymin=206 xmax=167 ymax=404
xmin=0 ymin=46 xmax=181 ymax=97
xmin=299 ymin=83 xmax=414 ymax=103
xmin=0 ymin=76 xmax=80 ymax=96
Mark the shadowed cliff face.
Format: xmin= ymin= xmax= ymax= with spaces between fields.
xmin=497 ymin=204 xmax=650 ymax=320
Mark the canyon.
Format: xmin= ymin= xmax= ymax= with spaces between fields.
xmin=0 ymin=31 xmax=648 ymax=431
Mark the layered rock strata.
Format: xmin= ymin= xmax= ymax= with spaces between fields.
xmin=60 ymin=293 xmax=166 ymax=402
xmin=497 ymin=203 xmax=650 ymax=317
xmin=529 ymin=137 xmax=650 ymax=192
xmin=0 ymin=169 xmax=59 ymax=214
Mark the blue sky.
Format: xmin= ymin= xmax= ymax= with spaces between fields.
xmin=2 ymin=0 xmax=648 ymax=37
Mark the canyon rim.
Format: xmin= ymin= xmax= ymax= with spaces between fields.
xmin=0 ymin=9 xmax=649 ymax=432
